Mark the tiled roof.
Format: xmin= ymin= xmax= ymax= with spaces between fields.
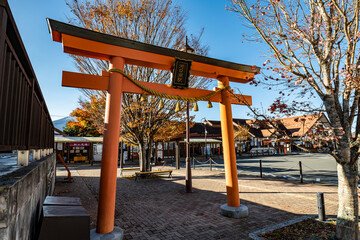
xmin=277 ymin=113 xmax=326 ymax=137
xmin=206 ymin=120 xmax=221 ymax=128
xmin=261 ymin=129 xmax=275 ymax=137
xmin=248 ymin=128 xmax=263 ymax=138
xmin=171 ymin=114 xmax=329 ymax=141
xmin=190 ymin=123 xmax=222 ymax=135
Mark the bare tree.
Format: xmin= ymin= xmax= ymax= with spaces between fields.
xmin=67 ymin=0 xmax=209 ymax=172
xmin=229 ymin=0 xmax=360 ymax=238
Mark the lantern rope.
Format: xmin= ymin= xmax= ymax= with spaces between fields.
xmin=108 ymin=68 xmax=229 ymax=102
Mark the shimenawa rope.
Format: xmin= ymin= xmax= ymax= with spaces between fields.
xmin=108 ymin=68 xmax=230 ymax=102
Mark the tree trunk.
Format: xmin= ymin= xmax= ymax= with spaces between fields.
xmin=145 ymin=147 xmax=151 ymax=171
xmin=336 ymin=160 xmax=359 ymax=240
xmin=145 ymin=140 xmax=152 ymax=171
xmin=138 ymin=143 xmax=146 ymax=172
xmin=119 ymin=141 xmax=124 ymax=168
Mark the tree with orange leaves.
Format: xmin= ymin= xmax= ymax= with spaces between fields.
xmin=66 ymin=0 xmax=209 ymax=171
xmin=63 ymin=95 xmax=105 ymax=136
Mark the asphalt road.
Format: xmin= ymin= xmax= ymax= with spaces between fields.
xmin=188 ymin=153 xmax=340 ymax=184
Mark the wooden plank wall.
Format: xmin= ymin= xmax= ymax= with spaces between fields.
xmin=0 ymin=1 xmax=54 ymax=151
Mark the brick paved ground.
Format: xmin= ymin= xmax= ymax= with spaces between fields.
xmin=55 ymin=164 xmax=340 ymax=240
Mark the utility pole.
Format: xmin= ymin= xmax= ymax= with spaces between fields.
xmin=185 ymin=101 xmax=192 ymax=192
xmin=184 ymin=36 xmax=194 ymax=193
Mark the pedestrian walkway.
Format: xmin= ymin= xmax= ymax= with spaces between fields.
xmin=55 ymin=164 xmax=339 ymax=240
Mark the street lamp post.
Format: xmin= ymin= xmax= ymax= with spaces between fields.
xmin=202 ymin=118 xmax=210 ymax=170
xmin=185 ymin=101 xmax=192 ymax=193
xmin=183 ymin=37 xmax=194 ymax=193
xmin=205 ymin=130 xmax=207 ymax=160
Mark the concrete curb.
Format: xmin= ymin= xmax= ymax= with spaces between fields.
xmin=248 ymin=214 xmax=316 ymax=240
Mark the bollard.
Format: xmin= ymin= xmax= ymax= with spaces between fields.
xmin=193 ymin=157 xmax=195 ymax=169
xmin=259 ymin=160 xmax=263 ymax=178
xmin=299 ymin=161 xmax=303 ymax=183
xmin=210 ymin=159 xmax=212 ymax=171
xmin=317 ymin=192 xmax=326 ymax=221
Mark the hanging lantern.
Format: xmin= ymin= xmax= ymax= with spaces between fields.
xmin=193 ymin=102 xmax=199 ymax=111
xmin=175 ymin=101 xmax=181 ymax=112
xmin=159 ymin=98 xmax=164 ymax=110
xmin=140 ymin=92 xmax=147 ymax=102
xmin=207 ymin=100 xmax=213 ymax=108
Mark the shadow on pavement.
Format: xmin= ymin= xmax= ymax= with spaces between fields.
xmin=54 ymin=166 xmax=314 ymax=240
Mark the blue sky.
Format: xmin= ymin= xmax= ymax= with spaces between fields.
xmin=8 ymin=0 xmax=273 ymax=122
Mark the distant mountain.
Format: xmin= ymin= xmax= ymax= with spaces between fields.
xmin=53 ymin=116 xmax=75 ymax=130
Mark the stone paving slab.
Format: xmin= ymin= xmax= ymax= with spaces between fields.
xmin=55 ymin=164 xmax=341 ymax=240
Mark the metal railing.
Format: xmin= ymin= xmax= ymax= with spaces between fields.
xmin=0 ymin=1 xmax=53 ymax=152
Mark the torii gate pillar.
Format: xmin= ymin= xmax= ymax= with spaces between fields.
xmin=218 ymin=76 xmax=248 ymax=218
xmin=96 ymin=57 xmax=125 ymax=234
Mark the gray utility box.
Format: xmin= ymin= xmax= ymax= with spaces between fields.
xmin=39 ymin=196 xmax=90 ymax=240
xmin=43 ymin=196 xmax=82 ymax=206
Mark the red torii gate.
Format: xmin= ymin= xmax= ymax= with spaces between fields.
xmin=47 ymin=18 xmax=259 ymax=236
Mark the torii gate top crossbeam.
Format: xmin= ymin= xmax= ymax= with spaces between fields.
xmin=47 ymin=18 xmax=260 ymax=84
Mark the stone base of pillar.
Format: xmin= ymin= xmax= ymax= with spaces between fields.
xmin=220 ymin=203 xmax=248 ymax=219
xmin=90 ymin=227 xmax=124 ymax=240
